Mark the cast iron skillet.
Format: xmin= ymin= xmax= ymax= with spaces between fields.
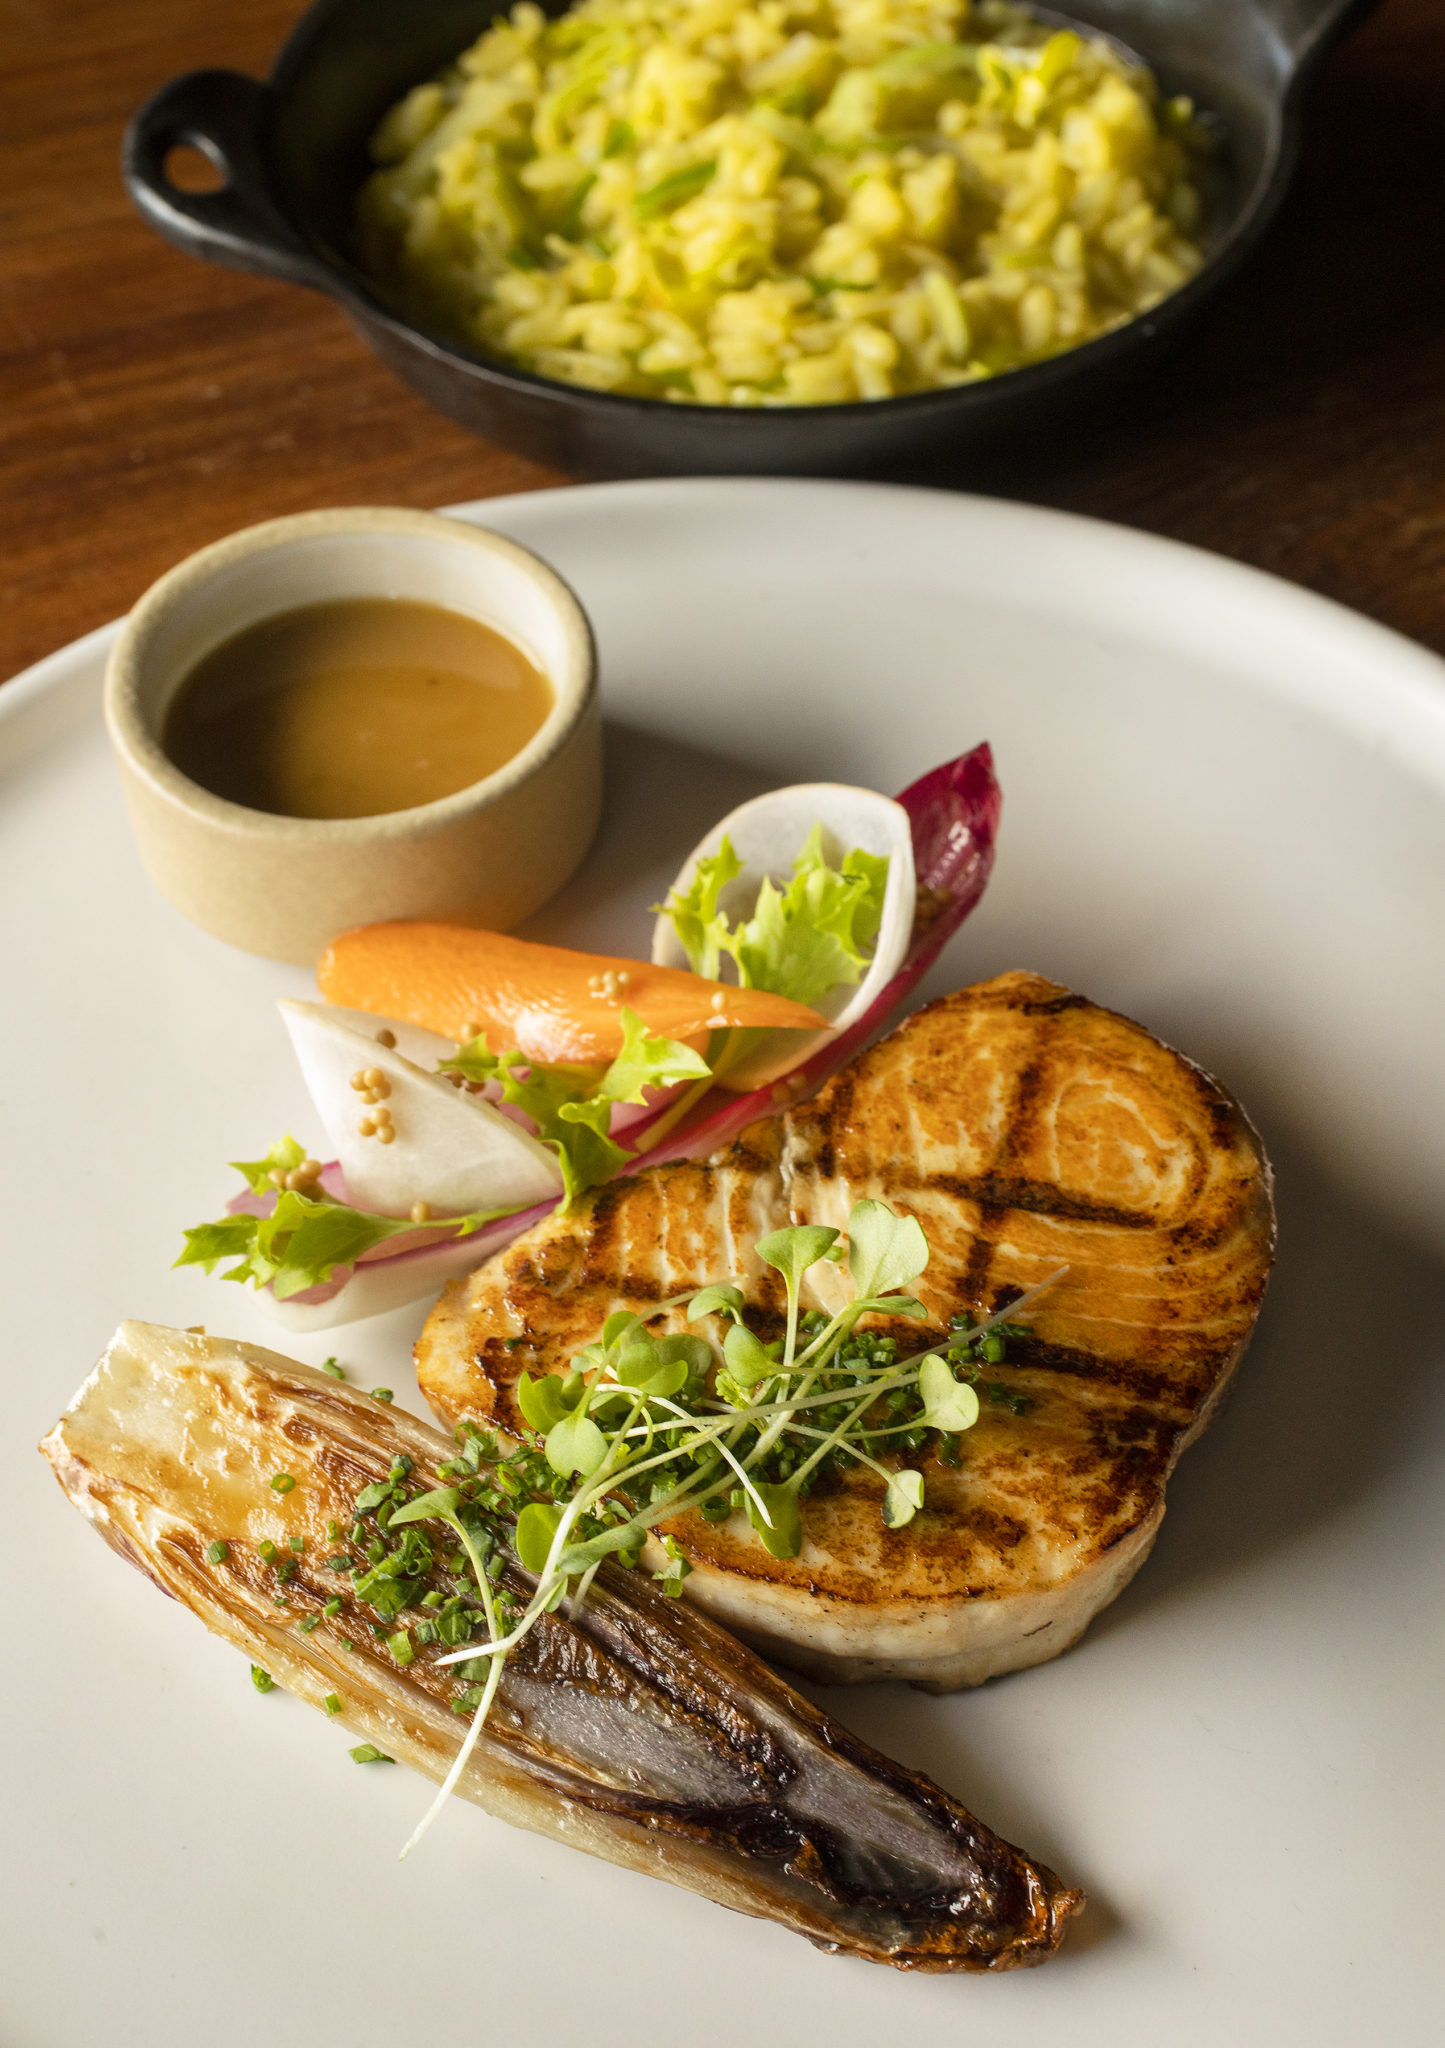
xmin=123 ymin=0 xmax=1375 ymax=479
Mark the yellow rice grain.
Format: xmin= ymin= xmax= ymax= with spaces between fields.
xmin=355 ymin=0 xmax=1208 ymax=406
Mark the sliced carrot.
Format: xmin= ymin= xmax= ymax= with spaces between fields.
xmin=317 ymin=921 xmax=829 ymax=1064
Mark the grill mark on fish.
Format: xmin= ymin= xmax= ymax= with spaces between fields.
xmin=993 ymin=1025 xmax=1052 ymax=1178
xmin=416 ymin=973 xmax=1274 ymax=1689
xmin=1002 ymin=1337 xmax=1215 ymax=1409
xmin=929 ymin=1175 xmax=1157 ymax=1227
xmin=958 ymin=1218 xmax=999 ymax=1313
xmin=1012 ymin=991 xmax=1091 ymax=1017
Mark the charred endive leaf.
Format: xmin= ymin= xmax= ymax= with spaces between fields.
xmin=41 ymin=1323 xmax=1083 ymax=1970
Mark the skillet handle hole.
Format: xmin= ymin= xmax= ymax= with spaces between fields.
xmin=162 ymin=142 xmax=228 ymax=196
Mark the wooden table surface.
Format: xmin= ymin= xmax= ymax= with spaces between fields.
xmin=2 ymin=0 xmax=1442 ymax=683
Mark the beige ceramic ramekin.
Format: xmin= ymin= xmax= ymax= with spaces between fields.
xmin=104 ymin=506 xmax=601 ymax=963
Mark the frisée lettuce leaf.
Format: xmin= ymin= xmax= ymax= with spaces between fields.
xmin=176 ymin=1150 xmax=518 ymax=1300
xmin=658 ymin=826 xmax=890 ymax=1011
xmin=440 ymin=1007 xmax=710 ymax=1206
xmin=230 ymin=1133 xmax=311 ymax=1196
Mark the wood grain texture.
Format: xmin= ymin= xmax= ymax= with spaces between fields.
xmin=2 ymin=0 xmax=1441 ymax=682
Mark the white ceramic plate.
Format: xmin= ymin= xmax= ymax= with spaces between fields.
xmin=6 ymin=479 xmax=1444 ymax=2048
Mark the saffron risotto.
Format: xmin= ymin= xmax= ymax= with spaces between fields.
xmin=355 ymin=0 xmax=1208 ymax=406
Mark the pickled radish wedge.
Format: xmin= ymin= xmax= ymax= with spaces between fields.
xmin=316 ymin=924 xmax=828 ymax=1066
xmin=301 ymin=1001 xmax=457 ymax=1073
xmin=278 ymin=1001 xmax=562 ymax=1218
xmin=651 ymin=784 xmax=914 ymax=1091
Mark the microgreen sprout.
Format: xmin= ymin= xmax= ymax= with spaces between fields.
xmin=367 ymin=1200 xmax=1063 ymax=1859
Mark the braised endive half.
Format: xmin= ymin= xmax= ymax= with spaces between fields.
xmin=42 ymin=1322 xmax=1081 ymax=1970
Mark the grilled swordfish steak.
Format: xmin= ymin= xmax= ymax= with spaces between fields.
xmin=42 ymin=1323 xmax=1081 ymax=1970
xmin=419 ymin=972 xmax=1275 ymax=1691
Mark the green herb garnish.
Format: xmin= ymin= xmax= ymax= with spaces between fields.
xmin=633 ymin=159 xmax=716 ymax=219
xmin=175 ymin=1136 xmax=518 ymax=1300
xmin=205 ymin=1540 xmax=229 ymax=1565
xmin=440 ymin=1008 xmax=709 ymax=1208
xmin=349 ymin=1745 xmax=393 ymax=1764
xmin=656 ymin=825 xmax=889 ymax=1008
xmin=250 ymin=1666 xmax=275 ymax=1694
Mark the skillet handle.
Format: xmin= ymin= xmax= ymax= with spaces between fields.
xmin=122 ymin=69 xmax=330 ymax=290
xmin=1260 ymin=0 xmax=1381 ymax=71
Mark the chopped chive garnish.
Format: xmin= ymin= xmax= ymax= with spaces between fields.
xmin=326 ymin=1519 xmax=341 ymax=1541
xmin=370 ymin=1389 xmax=394 ymax=1404
xmin=270 ymin=1473 xmax=296 ymax=1494
xmin=349 ymin=1744 xmax=393 ymax=1764
xmin=205 ymin=1539 xmax=230 ymax=1564
xmin=275 ymin=1560 xmax=296 ymax=1583
xmin=323 ymin=1693 xmax=342 ymax=1716
xmin=273 ymin=1596 xmax=290 ymax=1607
xmin=353 ymin=1482 xmax=390 ymax=1514
xmin=251 ymin=1666 xmax=275 ymax=1693
xmin=323 ymin=1554 xmax=351 ymax=1571
xmin=258 ymin=1539 xmax=278 ymax=1563
xmin=321 ymin=1358 xmax=346 ymax=1380
xmin=387 ymin=1630 xmax=414 ymax=1667
xmin=324 ymin=1596 xmax=343 ymax=1618
xmin=288 ymin=1535 xmax=305 ymax=1553
xmin=299 ymin=1615 xmax=321 ymax=1634
xmin=633 ymin=158 xmax=716 ymax=220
